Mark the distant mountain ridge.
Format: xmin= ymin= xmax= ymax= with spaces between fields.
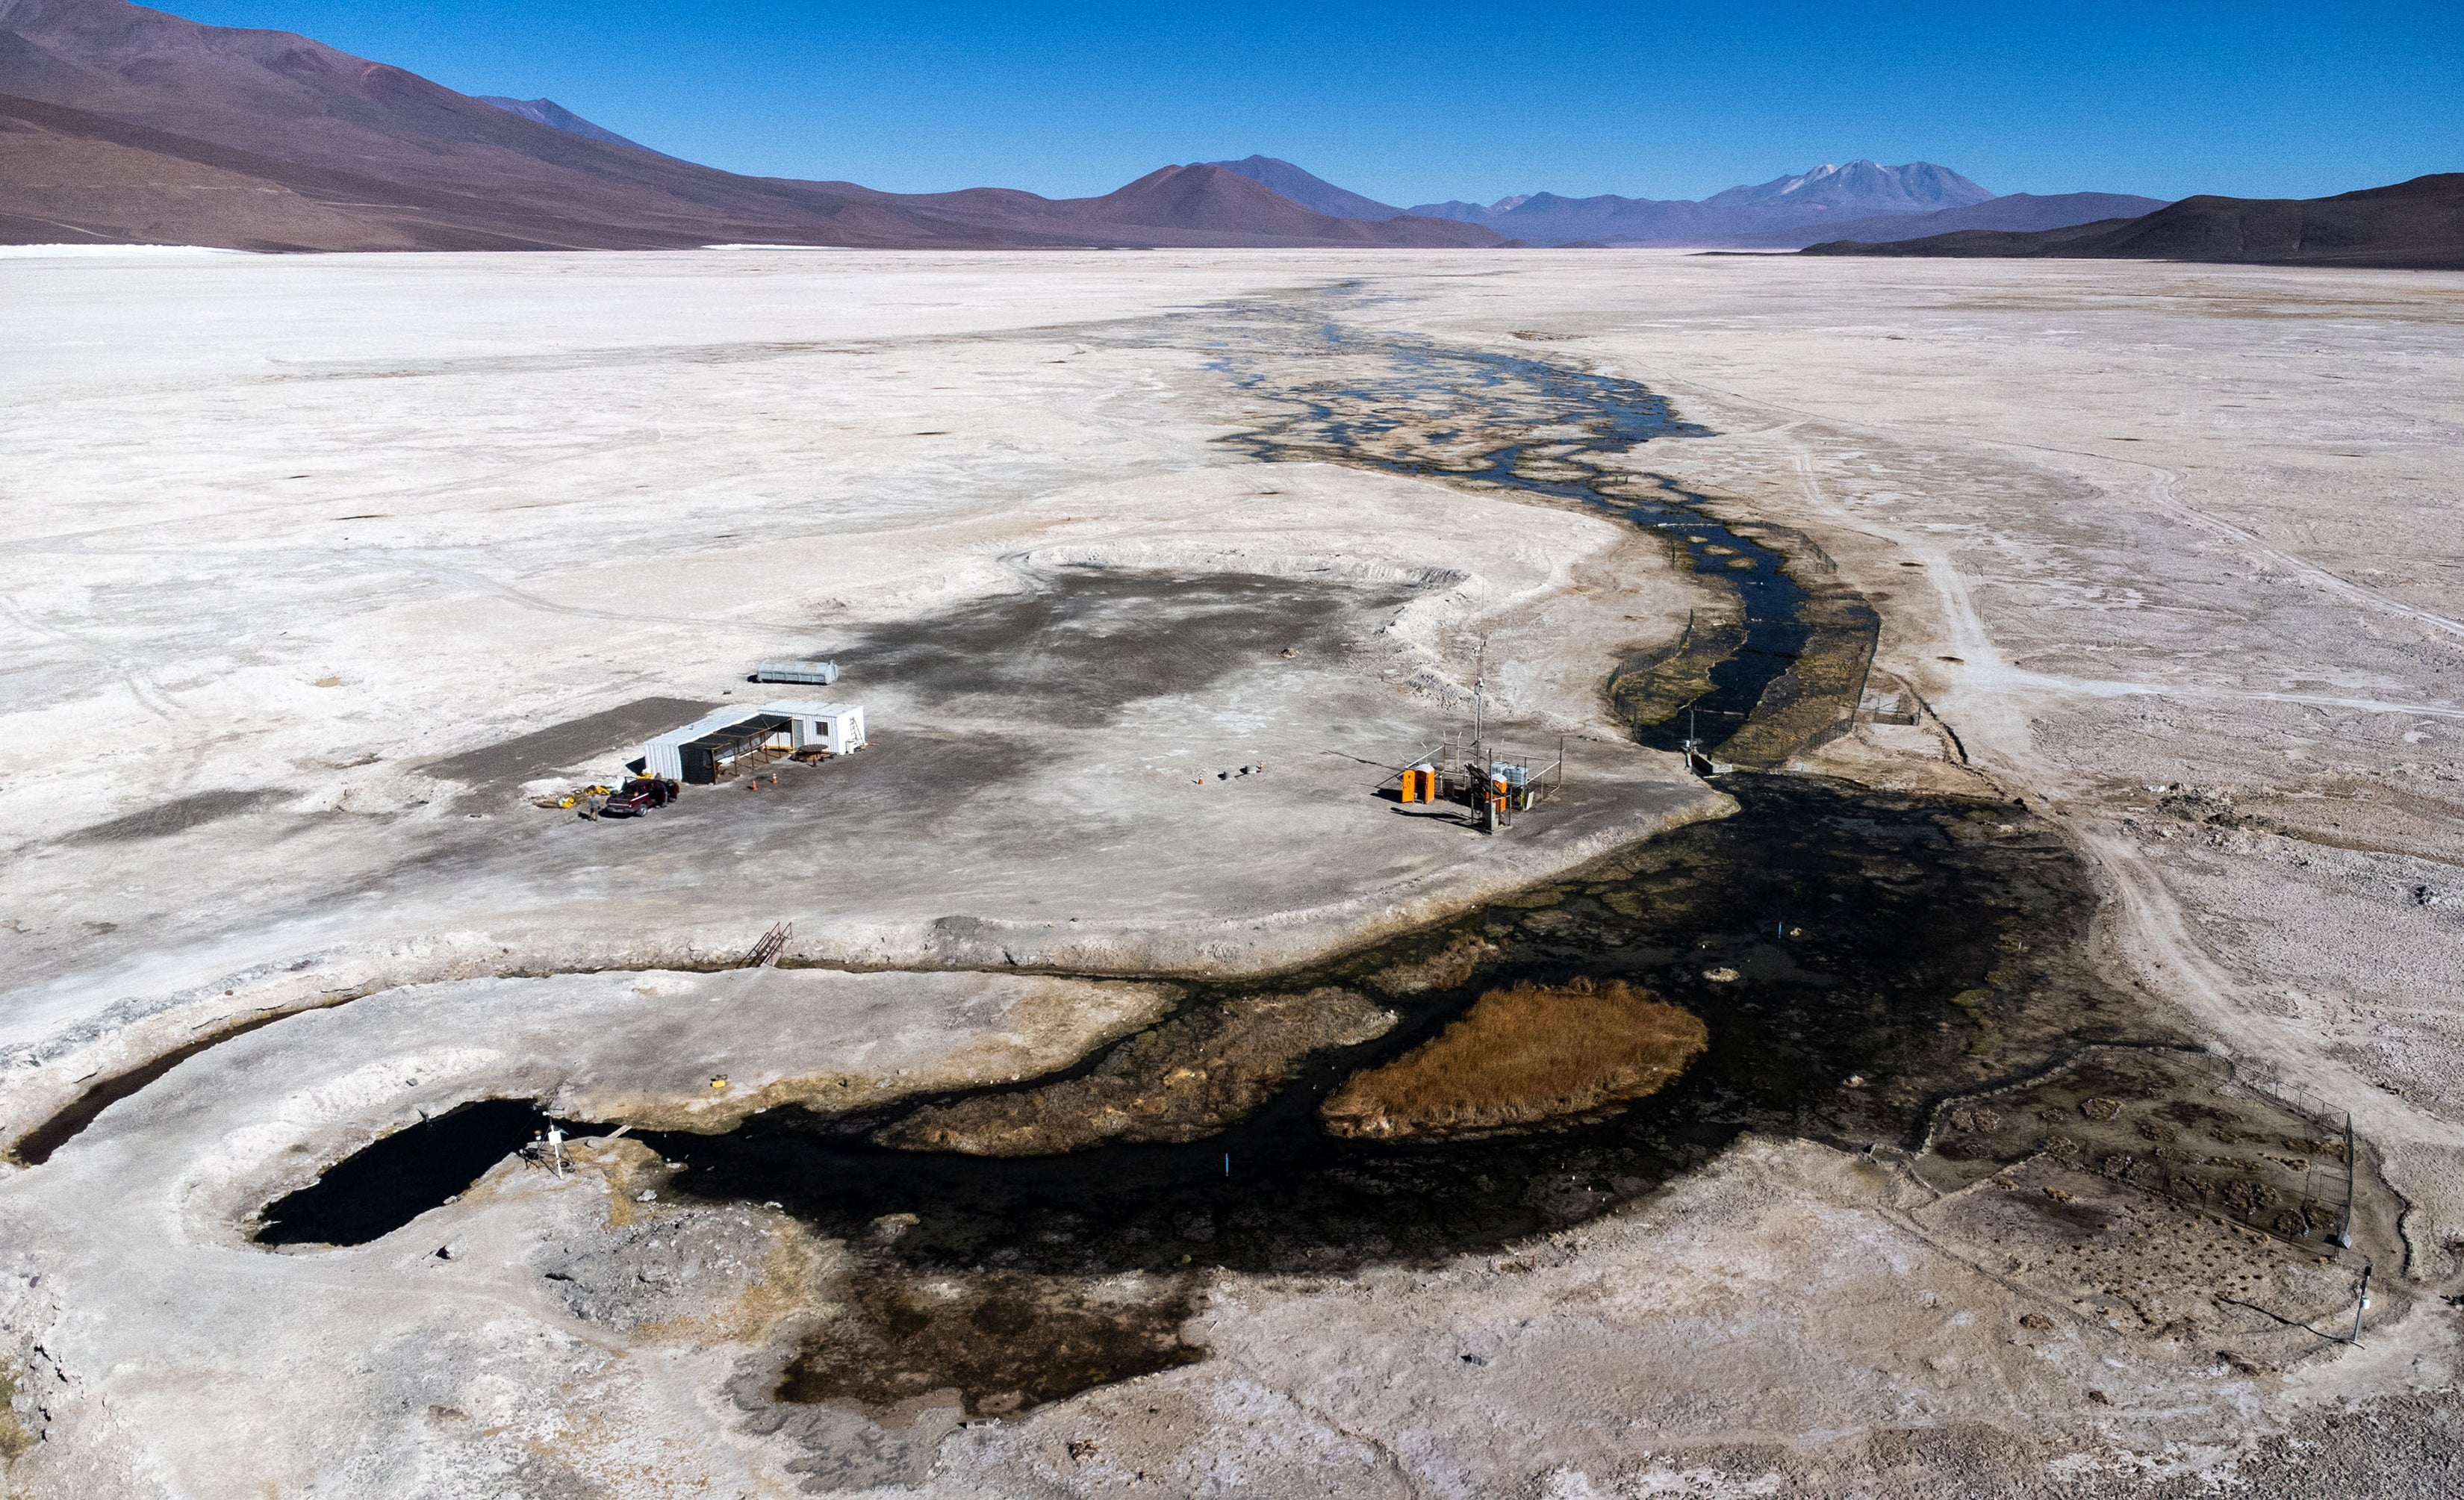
xmin=875 ymin=164 xmax=1503 ymax=249
xmin=0 ymin=0 xmax=2194 ymax=258
xmin=1190 ymin=158 xmax=2150 ymax=251
xmin=1726 ymin=192 xmax=2172 ymax=250
xmin=1802 ymin=174 xmax=2464 ymax=270
xmin=1407 ymin=161 xmax=2003 ymax=246
xmin=0 ymin=0 xmax=1501 ymax=250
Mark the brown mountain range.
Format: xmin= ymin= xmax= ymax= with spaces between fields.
xmin=0 ymin=0 xmax=1502 ymax=250
xmin=1802 ymin=173 xmax=2464 ymax=270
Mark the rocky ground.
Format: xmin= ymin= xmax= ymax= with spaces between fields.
xmin=0 ymin=247 xmax=2458 ymax=1497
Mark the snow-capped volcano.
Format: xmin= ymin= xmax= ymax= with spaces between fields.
xmin=1705 ymin=161 xmax=1993 ymax=212
xmin=1407 ymin=159 xmax=2005 ymax=244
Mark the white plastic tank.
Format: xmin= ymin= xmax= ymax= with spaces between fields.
xmin=754 ymin=659 xmax=839 ymax=685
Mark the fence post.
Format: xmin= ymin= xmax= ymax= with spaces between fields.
xmin=1849 ymin=629 xmax=1879 ymax=732
xmin=2339 ymin=1112 xmax=2357 ymax=1249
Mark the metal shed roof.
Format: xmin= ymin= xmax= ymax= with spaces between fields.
xmin=647 ymin=706 xmax=766 ymax=748
xmin=682 ymin=713 xmax=789 ymax=752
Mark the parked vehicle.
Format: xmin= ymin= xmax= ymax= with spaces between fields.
xmin=597 ymin=777 xmax=680 ymax=818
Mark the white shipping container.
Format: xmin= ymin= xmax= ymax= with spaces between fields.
xmin=761 ymin=700 xmax=866 ymax=755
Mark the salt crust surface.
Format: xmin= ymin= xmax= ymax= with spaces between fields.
xmin=1 ymin=249 xmax=2460 ymax=1496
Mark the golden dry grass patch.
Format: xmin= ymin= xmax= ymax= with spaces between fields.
xmin=1320 ymin=977 xmax=1707 ymax=1141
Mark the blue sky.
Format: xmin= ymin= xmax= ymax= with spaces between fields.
xmin=167 ymin=1 xmax=2460 ymax=204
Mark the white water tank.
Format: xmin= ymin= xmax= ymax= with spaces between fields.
xmin=754 ymin=659 xmax=839 ymax=685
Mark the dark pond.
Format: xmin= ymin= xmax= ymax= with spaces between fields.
xmin=258 ymin=1098 xmax=556 ymax=1246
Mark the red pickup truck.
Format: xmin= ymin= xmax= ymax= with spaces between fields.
xmin=597 ymin=777 xmax=680 ymax=818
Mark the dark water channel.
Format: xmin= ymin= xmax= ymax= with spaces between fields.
xmin=263 ymin=776 xmax=2145 ymax=1415
xmin=662 ymin=777 xmax=2149 ymax=1419
xmin=247 ymin=296 xmax=2166 ymax=1421
xmin=258 ymin=781 xmax=2132 ymax=1268
xmin=644 ymin=778 xmax=2127 ymax=1279
xmin=1188 ymin=299 xmax=1807 ymax=751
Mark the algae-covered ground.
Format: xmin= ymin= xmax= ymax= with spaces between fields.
xmin=1320 ymin=977 xmax=1706 ymax=1140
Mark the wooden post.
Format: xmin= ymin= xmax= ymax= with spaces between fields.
xmin=2339 ymin=1112 xmax=2357 ymax=1248
xmin=1849 ymin=631 xmax=1879 ymax=732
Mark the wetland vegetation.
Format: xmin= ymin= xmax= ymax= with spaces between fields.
xmin=1319 ymin=977 xmax=1708 ymax=1142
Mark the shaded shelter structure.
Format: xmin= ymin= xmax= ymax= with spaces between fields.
xmin=643 ymin=701 xmax=867 ymax=784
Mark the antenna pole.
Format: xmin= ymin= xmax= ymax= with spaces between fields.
xmin=1472 ymin=636 xmax=1487 ymax=753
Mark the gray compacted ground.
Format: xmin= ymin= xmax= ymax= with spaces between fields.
xmin=0 ymin=249 xmax=2459 ymax=1498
